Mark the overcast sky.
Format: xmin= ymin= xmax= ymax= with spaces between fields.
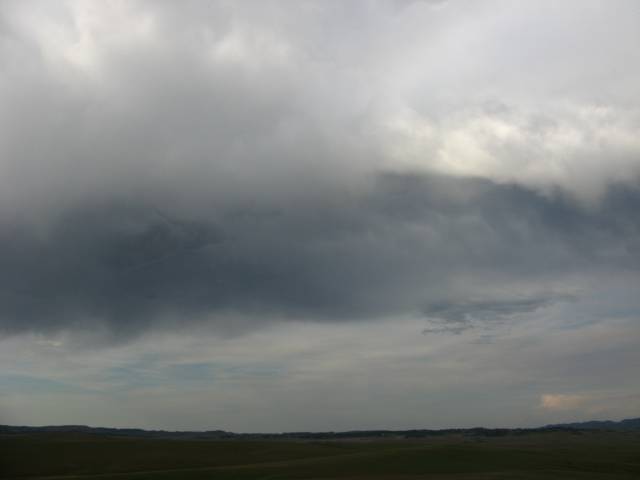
xmin=1 ymin=0 xmax=639 ymax=432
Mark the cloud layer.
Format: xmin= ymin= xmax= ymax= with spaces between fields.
xmin=1 ymin=1 xmax=640 ymax=341
xmin=1 ymin=171 xmax=639 ymax=340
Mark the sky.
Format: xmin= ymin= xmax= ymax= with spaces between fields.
xmin=1 ymin=0 xmax=639 ymax=432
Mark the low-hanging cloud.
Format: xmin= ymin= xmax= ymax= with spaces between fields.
xmin=1 ymin=172 xmax=640 ymax=340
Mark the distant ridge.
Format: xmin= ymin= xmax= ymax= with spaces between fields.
xmin=1 ymin=418 xmax=639 ymax=440
xmin=0 ymin=425 xmax=233 ymax=440
xmin=545 ymin=417 xmax=640 ymax=431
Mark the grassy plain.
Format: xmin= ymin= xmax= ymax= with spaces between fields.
xmin=2 ymin=431 xmax=640 ymax=479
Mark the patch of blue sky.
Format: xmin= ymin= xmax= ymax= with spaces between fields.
xmin=101 ymin=360 xmax=286 ymax=392
xmin=103 ymin=364 xmax=166 ymax=391
xmin=165 ymin=362 xmax=216 ymax=382
xmin=220 ymin=364 xmax=285 ymax=379
xmin=554 ymin=285 xmax=640 ymax=330
xmin=0 ymin=374 xmax=92 ymax=394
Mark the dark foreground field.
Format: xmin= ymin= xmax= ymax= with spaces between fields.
xmin=2 ymin=431 xmax=640 ymax=479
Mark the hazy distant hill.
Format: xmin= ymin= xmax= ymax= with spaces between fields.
xmin=546 ymin=418 xmax=640 ymax=431
xmin=1 ymin=418 xmax=639 ymax=440
xmin=0 ymin=424 xmax=233 ymax=439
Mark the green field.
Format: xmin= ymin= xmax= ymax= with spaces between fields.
xmin=2 ymin=431 xmax=640 ymax=479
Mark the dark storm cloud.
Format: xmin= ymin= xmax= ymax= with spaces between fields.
xmin=1 ymin=173 xmax=639 ymax=339
xmin=422 ymin=296 xmax=564 ymax=324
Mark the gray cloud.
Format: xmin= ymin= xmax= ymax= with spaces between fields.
xmin=0 ymin=1 xmax=639 ymax=342
xmin=1 ymin=172 xmax=639 ymax=340
xmin=422 ymin=295 xmax=566 ymax=327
